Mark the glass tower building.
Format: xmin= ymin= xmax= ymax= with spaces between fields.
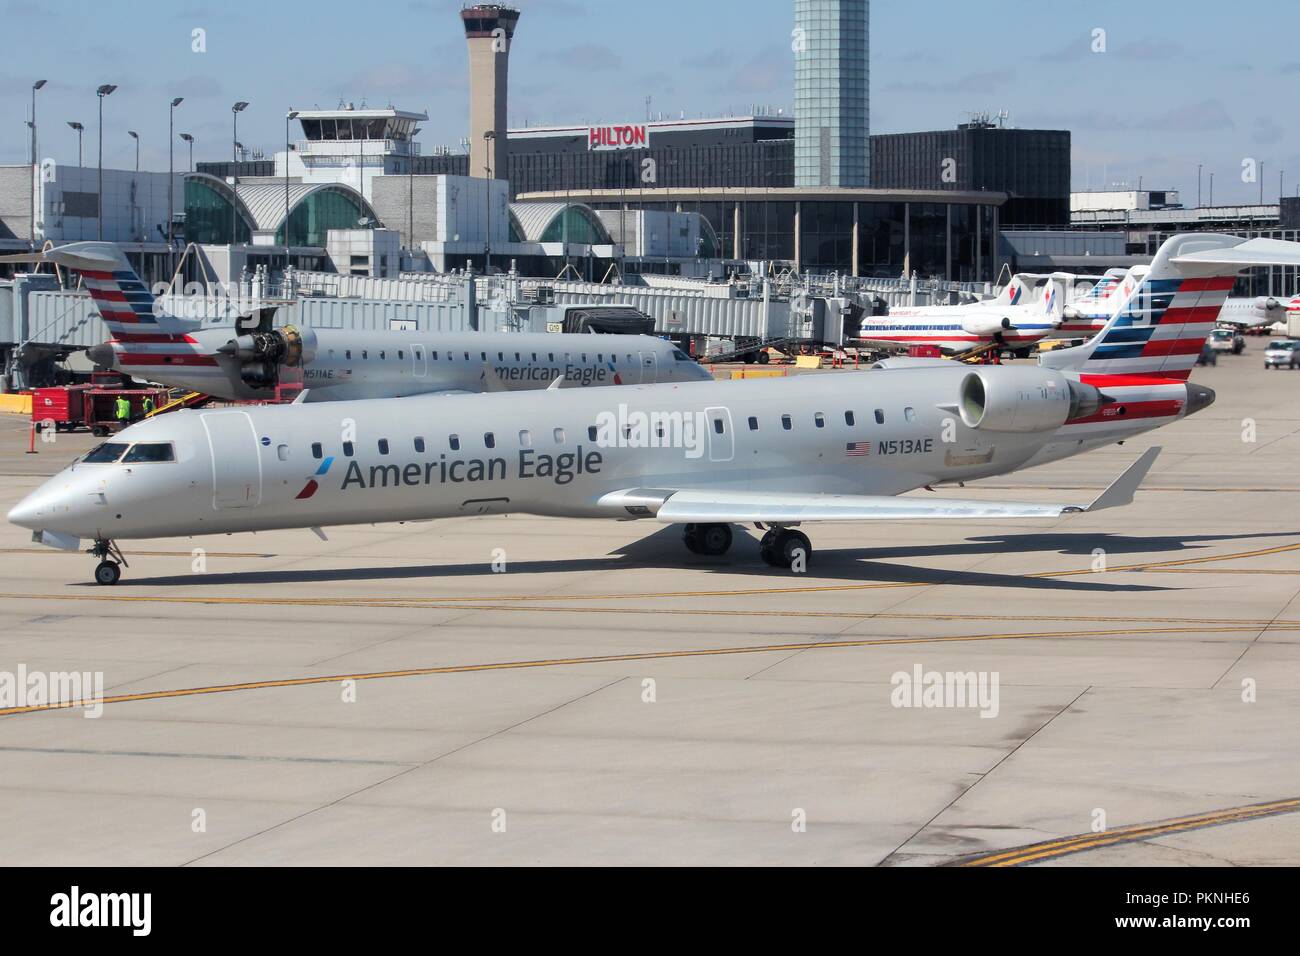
xmin=794 ymin=0 xmax=870 ymax=188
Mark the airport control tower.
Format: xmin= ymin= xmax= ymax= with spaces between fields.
xmin=461 ymin=4 xmax=520 ymax=181
xmin=794 ymin=0 xmax=870 ymax=188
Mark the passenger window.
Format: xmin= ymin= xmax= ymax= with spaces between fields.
xmin=449 ymin=434 xmax=460 ymax=451
xmin=713 ymin=418 xmax=724 ymax=434
xmin=481 ymin=352 xmax=487 ymax=361
xmin=345 ymin=349 xmax=352 ymax=360
xmin=904 ymin=407 xmax=916 ymax=422
xmin=122 ymin=442 xmax=175 ymax=463
xmin=431 ymin=350 xmax=438 ymax=360
xmin=548 ymin=353 xmax=554 ymax=362
xmin=874 ymin=409 xmax=885 ymax=424
xmin=398 ymin=350 xmax=404 ymax=360
xmin=498 ymin=352 xmax=504 ymax=361
xmin=378 ymin=439 xmax=389 ymax=455
xmin=588 ymin=425 xmax=598 ymax=441
xmin=519 ymin=429 xmax=532 ymax=448
xmin=748 ymin=416 xmax=759 ymax=431
xmin=514 ymin=352 xmax=520 ymax=361
xmin=276 ymin=444 xmax=289 ymax=462
xmin=844 ymin=411 xmax=855 ymax=426
xmin=379 ymin=350 xmax=386 ymax=360
xmin=414 ymin=437 xmax=425 ymax=453
xmin=781 ymin=414 xmax=792 ymax=430
xmin=361 ymin=350 xmax=368 ymax=360
xmin=814 ymin=413 xmax=825 ymax=428
xmin=343 ymin=441 xmax=354 ymax=457
xmin=484 ymin=432 xmax=496 ymax=449
xmin=311 ymin=442 xmax=323 ymax=459
xmin=553 ymin=427 xmax=565 ymax=444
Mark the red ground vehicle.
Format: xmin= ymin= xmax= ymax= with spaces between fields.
xmin=31 ymin=385 xmax=169 ymax=436
xmin=906 ymin=344 xmax=943 ymax=358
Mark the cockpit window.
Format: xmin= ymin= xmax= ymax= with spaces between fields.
xmin=673 ymin=348 xmax=693 ymax=362
xmin=83 ymin=442 xmax=129 ymax=463
xmin=122 ymin=443 xmax=176 ymax=463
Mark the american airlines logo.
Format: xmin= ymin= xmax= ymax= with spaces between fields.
xmin=588 ymin=124 xmax=648 ymax=151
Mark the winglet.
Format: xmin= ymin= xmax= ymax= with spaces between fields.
xmin=547 ymin=374 xmax=565 ymax=391
xmin=1082 ymin=446 xmax=1161 ymax=513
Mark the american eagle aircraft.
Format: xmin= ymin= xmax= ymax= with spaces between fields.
xmin=43 ymin=243 xmax=709 ymax=401
xmin=857 ymin=272 xmax=1065 ymax=354
xmin=11 ymin=233 xmax=1300 ymax=585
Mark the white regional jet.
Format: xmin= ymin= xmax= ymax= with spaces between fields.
xmin=45 ymin=243 xmax=709 ymax=401
xmin=858 ymin=273 xmax=1063 ymax=354
xmin=11 ymin=233 xmax=1299 ymax=586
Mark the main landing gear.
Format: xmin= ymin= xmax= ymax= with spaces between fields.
xmin=681 ymin=522 xmax=813 ymax=569
xmin=683 ymin=522 xmax=733 ymax=556
xmin=90 ymin=538 xmax=128 ymax=586
xmin=758 ymin=526 xmax=812 ymax=569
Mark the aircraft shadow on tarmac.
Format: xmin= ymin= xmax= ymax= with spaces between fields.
xmin=105 ymin=527 xmax=1298 ymax=593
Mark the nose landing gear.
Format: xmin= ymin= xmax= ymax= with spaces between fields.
xmin=89 ymin=538 xmax=128 ymax=586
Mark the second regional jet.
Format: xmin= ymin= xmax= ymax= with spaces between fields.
xmin=45 ymin=243 xmax=710 ymax=401
xmin=12 ymin=233 xmax=1300 ymax=585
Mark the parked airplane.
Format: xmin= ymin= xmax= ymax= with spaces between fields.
xmin=1215 ymin=295 xmax=1297 ymax=331
xmin=12 ymin=233 xmax=1298 ymax=586
xmin=45 ymin=243 xmax=710 ymax=400
xmin=1052 ymin=268 xmax=1130 ymax=337
xmin=857 ymin=273 xmax=1063 ymax=354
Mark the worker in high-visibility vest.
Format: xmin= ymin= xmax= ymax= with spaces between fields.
xmin=142 ymin=395 xmax=154 ymax=417
xmin=114 ymin=395 xmax=131 ymax=424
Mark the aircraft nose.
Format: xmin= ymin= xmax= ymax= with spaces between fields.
xmin=6 ymin=495 xmax=38 ymax=530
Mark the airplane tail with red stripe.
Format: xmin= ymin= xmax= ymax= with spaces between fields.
xmin=1041 ymin=234 xmax=1273 ymax=381
xmin=45 ymin=242 xmax=196 ymax=341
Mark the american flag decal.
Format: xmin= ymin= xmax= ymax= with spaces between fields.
xmin=845 ymin=441 xmax=871 ymax=457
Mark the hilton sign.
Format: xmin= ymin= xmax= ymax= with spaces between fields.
xmin=588 ymin=124 xmax=649 ymax=151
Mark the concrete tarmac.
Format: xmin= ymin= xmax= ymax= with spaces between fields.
xmin=1 ymin=343 xmax=1299 ymax=866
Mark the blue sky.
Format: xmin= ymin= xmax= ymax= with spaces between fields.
xmin=3 ymin=0 xmax=1297 ymax=205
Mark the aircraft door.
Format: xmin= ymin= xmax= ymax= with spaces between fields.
xmin=201 ymin=411 xmax=263 ymax=509
xmin=639 ymin=351 xmax=658 ymax=384
xmin=704 ymin=406 xmax=734 ymax=463
xmin=412 ymin=344 xmax=427 ymax=377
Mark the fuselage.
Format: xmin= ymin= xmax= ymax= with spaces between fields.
xmin=8 ymin=366 xmax=1196 ymax=544
xmin=96 ymin=329 xmax=711 ymax=400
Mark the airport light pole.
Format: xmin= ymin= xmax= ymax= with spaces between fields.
xmin=168 ymin=97 xmax=183 ymax=264
xmin=68 ymin=122 xmax=84 ymax=167
xmin=230 ymin=102 xmax=248 ymax=247
xmin=483 ymin=129 xmax=495 ymax=274
xmin=29 ymin=80 xmax=46 ymax=251
xmin=285 ymin=110 xmax=298 ymax=274
xmin=127 ymin=130 xmax=139 ymax=173
xmin=96 ymin=84 xmax=117 ymax=242
xmin=409 ymin=126 xmax=421 ymax=262
xmin=1197 ymin=164 xmax=1202 ymax=208
xmin=179 ymin=133 xmax=194 ymax=172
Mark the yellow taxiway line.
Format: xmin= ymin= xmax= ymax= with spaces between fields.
xmin=955 ymin=796 xmax=1300 ymax=866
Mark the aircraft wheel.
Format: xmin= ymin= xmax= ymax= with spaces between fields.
xmin=761 ymin=530 xmax=811 ymax=569
xmin=94 ymin=560 xmax=121 ymax=586
xmin=778 ymin=530 xmax=812 ymax=569
xmin=696 ymin=523 xmax=732 ymax=556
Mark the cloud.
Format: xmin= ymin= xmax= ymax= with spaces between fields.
xmin=539 ymin=43 xmax=622 ymax=71
xmin=681 ymin=47 xmax=733 ymax=71
xmin=886 ymin=69 xmax=1016 ymax=95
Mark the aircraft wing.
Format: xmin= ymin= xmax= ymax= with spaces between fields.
xmin=599 ymin=447 xmax=1159 ymax=524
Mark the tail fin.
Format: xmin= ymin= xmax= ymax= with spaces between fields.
xmin=1042 ymin=235 xmax=1246 ymax=380
xmin=1076 ymin=268 xmax=1126 ymax=306
xmin=1039 ymin=277 xmax=1061 ymax=319
xmin=995 ymin=276 xmax=1029 ymax=306
xmin=44 ymin=242 xmax=192 ymax=341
